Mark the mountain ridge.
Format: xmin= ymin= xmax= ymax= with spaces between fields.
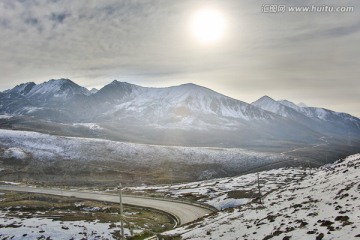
xmin=0 ymin=79 xmax=359 ymax=149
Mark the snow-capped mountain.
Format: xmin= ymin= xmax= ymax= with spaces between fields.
xmin=0 ymin=79 xmax=92 ymax=120
xmin=276 ymin=99 xmax=359 ymax=127
xmin=93 ymin=80 xmax=142 ymax=103
xmin=0 ymin=79 xmax=359 ymax=147
xmin=252 ymin=95 xmax=360 ymax=137
xmin=24 ymin=79 xmax=90 ymax=100
xmin=93 ymin=82 xmax=275 ymax=129
xmin=3 ymin=82 xmax=36 ymax=96
xmin=252 ymin=96 xmax=303 ymax=118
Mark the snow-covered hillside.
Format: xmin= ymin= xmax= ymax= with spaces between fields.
xmin=0 ymin=129 xmax=282 ymax=165
xmin=129 ymin=167 xmax=305 ymax=210
xmin=162 ymin=154 xmax=360 ymax=239
xmin=0 ymin=129 xmax=288 ymax=184
xmin=1 ymin=151 xmax=358 ymax=239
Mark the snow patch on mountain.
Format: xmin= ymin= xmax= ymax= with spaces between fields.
xmin=0 ymin=115 xmax=13 ymax=119
xmin=89 ymin=88 xmax=98 ymax=94
xmin=278 ymin=99 xmax=301 ymax=111
xmin=130 ymin=167 xmax=305 ymax=210
xmin=73 ymin=123 xmax=103 ymax=130
xmin=3 ymin=148 xmax=27 ymax=159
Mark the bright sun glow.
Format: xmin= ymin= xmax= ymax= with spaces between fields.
xmin=191 ymin=9 xmax=226 ymax=44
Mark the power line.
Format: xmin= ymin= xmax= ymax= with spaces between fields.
xmin=119 ymin=183 xmax=125 ymax=240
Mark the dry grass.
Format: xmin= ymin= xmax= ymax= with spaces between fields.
xmin=0 ymin=191 xmax=176 ymax=238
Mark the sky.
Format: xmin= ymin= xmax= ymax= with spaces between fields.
xmin=0 ymin=0 xmax=359 ymax=117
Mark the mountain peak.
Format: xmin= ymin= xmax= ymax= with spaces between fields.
xmin=5 ymin=82 xmax=36 ymax=95
xmin=252 ymin=95 xmax=277 ymax=106
xmin=252 ymin=96 xmax=299 ymax=118
xmin=278 ymin=100 xmax=300 ymax=111
xmin=109 ymin=80 xmax=120 ymax=85
xmin=259 ymin=95 xmax=275 ymax=101
xmin=298 ymin=102 xmax=308 ymax=108
xmin=178 ymin=83 xmax=198 ymax=87
xmin=25 ymin=78 xmax=90 ymax=99
xmin=167 ymin=83 xmax=221 ymax=99
xmin=107 ymin=80 xmax=139 ymax=88
xmin=95 ymin=81 xmax=141 ymax=101
xmin=90 ymin=88 xmax=98 ymax=94
xmin=48 ymin=78 xmax=73 ymax=83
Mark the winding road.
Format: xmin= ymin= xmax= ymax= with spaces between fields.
xmin=0 ymin=185 xmax=213 ymax=226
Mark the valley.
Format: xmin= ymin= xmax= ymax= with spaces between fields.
xmin=1 ymin=0 xmax=359 ymax=238
xmin=0 ymin=79 xmax=359 ymax=239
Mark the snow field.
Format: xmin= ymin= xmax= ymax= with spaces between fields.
xmin=162 ymin=154 xmax=360 ymax=239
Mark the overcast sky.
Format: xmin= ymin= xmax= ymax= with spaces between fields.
xmin=0 ymin=0 xmax=359 ymax=117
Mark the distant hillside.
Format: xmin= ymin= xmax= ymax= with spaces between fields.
xmin=1 ymin=79 xmax=359 ymax=173
xmin=0 ymin=129 xmax=289 ymax=186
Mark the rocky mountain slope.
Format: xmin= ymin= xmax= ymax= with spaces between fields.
xmin=1 ymin=79 xmax=359 ymax=149
xmin=252 ymin=95 xmax=360 ymax=137
xmin=162 ymin=153 xmax=360 ymax=239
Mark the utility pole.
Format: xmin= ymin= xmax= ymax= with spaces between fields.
xmin=257 ymin=172 xmax=262 ymax=204
xmin=170 ymin=168 xmax=173 ymax=186
xmin=119 ymin=183 xmax=125 ymax=240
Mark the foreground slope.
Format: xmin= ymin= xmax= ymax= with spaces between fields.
xmin=163 ymin=154 xmax=360 ymax=240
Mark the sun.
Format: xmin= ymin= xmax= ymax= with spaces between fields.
xmin=191 ymin=9 xmax=226 ymax=44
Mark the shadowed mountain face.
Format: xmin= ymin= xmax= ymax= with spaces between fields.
xmin=0 ymin=79 xmax=359 ymax=149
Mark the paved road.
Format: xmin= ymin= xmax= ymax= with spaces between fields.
xmin=0 ymin=185 xmax=213 ymax=225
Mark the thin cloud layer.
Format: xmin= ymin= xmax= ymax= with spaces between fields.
xmin=0 ymin=0 xmax=359 ymax=116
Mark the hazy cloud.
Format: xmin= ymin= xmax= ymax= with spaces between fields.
xmin=0 ymin=0 xmax=359 ymax=117
xmin=50 ymin=12 xmax=70 ymax=24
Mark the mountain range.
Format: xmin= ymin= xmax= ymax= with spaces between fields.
xmin=0 ymin=78 xmax=359 ymax=185
xmin=0 ymin=78 xmax=359 ymax=151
